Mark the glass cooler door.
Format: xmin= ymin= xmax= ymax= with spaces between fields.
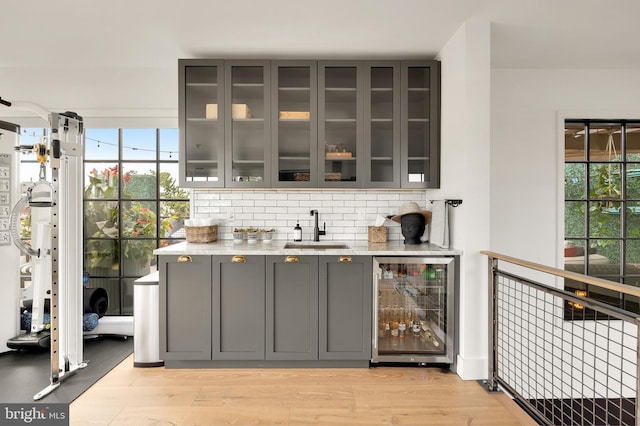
xmin=372 ymin=257 xmax=455 ymax=364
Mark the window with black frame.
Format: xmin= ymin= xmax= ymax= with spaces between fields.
xmin=84 ymin=128 xmax=189 ymax=316
xmin=564 ymin=120 xmax=640 ymax=318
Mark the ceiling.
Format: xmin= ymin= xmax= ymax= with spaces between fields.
xmin=2 ymin=0 xmax=640 ymax=114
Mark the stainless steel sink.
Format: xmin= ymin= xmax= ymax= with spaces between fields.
xmin=283 ymin=243 xmax=350 ymax=250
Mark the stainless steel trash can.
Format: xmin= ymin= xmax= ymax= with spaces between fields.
xmin=133 ymin=271 xmax=163 ymax=367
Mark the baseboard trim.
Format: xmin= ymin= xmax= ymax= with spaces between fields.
xmin=456 ymin=354 xmax=488 ymax=380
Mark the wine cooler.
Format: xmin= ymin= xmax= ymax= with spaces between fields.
xmin=372 ymin=257 xmax=455 ymax=364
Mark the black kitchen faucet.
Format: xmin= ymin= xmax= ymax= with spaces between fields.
xmin=310 ymin=209 xmax=326 ymax=241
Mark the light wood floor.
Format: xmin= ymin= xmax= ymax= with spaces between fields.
xmin=70 ymin=355 xmax=534 ymax=425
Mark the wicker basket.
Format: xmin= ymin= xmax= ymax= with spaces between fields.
xmin=185 ymin=225 xmax=218 ymax=243
xmin=293 ymin=172 xmax=311 ymax=181
xmin=368 ymin=226 xmax=387 ymax=243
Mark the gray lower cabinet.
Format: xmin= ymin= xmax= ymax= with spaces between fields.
xmin=212 ymin=255 xmax=266 ymax=360
xmin=160 ymin=253 xmax=372 ymax=366
xmin=319 ymin=255 xmax=372 ymax=360
xmin=159 ymin=255 xmax=212 ymax=360
xmin=266 ymin=255 xmax=319 ymax=360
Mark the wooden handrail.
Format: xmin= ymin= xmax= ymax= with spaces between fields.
xmin=481 ymin=250 xmax=640 ymax=299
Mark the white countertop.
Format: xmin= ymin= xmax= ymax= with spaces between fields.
xmin=154 ymin=240 xmax=462 ymax=256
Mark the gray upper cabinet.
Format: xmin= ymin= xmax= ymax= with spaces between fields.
xmin=159 ymin=255 xmax=212 ymax=360
xmin=266 ymin=255 xmax=319 ymax=360
xmin=319 ymin=255 xmax=372 ymax=360
xmin=364 ymin=61 xmax=401 ymax=188
xmin=225 ymin=60 xmax=271 ymax=188
xmin=178 ymin=59 xmax=440 ymax=189
xmin=318 ymin=61 xmax=364 ymax=188
xmin=179 ymin=59 xmax=225 ymax=188
xmin=212 ymin=255 xmax=266 ymax=360
xmin=401 ymin=60 xmax=440 ymax=188
xmin=271 ymin=61 xmax=318 ymax=187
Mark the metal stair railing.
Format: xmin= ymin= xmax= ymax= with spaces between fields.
xmin=482 ymin=251 xmax=640 ymax=426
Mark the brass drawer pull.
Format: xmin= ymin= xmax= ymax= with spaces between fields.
xmin=339 ymin=256 xmax=352 ymax=263
xmin=285 ymin=255 xmax=299 ymax=263
xmin=177 ymin=255 xmax=192 ymax=263
xmin=232 ymin=255 xmax=247 ymax=263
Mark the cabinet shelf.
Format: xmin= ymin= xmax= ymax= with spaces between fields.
xmin=187 ymin=160 xmax=219 ymax=164
xmin=232 ymin=83 xmax=264 ymax=87
xmin=233 ymin=160 xmax=265 ymax=164
xmin=279 ymin=87 xmax=311 ymax=91
xmin=325 ymin=87 xmax=357 ymax=91
xmin=280 ymin=156 xmax=311 ymax=161
xmin=325 ymin=157 xmax=356 ymax=161
xmin=370 ymin=118 xmax=393 ymax=122
xmin=233 ymin=118 xmax=265 ymax=122
xmin=371 ymin=88 xmax=393 ymax=92
xmin=408 ymin=88 xmax=430 ymax=92
xmin=186 ymin=83 xmax=218 ymax=87
xmin=408 ymin=118 xmax=430 ymax=122
xmin=187 ymin=118 xmax=218 ymax=122
xmin=408 ymin=156 xmax=430 ymax=160
xmin=279 ymin=118 xmax=310 ymax=123
xmin=325 ymin=118 xmax=357 ymax=122
xmin=371 ymin=157 xmax=393 ymax=161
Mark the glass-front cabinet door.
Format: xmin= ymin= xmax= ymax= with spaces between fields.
xmin=318 ymin=61 xmax=363 ymax=188
xmin=271 ymin=61 xmax=318 ymax=187
xmin=364 ymin=62 xmax=400 ymax=187
xmin=179 ymin=59 xmax=225 ymax=187
xmin=401 ymin=60 xmax=440 ymax=188
xmin=225 ymin=61 xmax=270 ymax=187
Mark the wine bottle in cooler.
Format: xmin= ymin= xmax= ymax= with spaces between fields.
xmin=398 ymin=306 xmax=406 ymax=337
xmin=378 ymin=306 xmax=388 ymax=337
xmin=390 ymin=305 xmax=399 ymax=337
xmin=404 ymin=305 xmax=412 ymax=334
xmin=412 ymin=306 xmax=422 ymax=336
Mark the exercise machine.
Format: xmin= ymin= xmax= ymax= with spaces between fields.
xmin=7 ymin=171 xmax=55 ymax=350
xmin=2 ymin=98 xmax=86 ymax=400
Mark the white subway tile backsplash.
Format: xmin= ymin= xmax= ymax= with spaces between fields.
xmin=331 ymin=193 xmax=355 ymax=201
xmin=355 ymin=193 xmax=379 ymax=201
xmin=197 ymin=193 xmax=220 ymax=200
xmin=255 ymin=200 xmax=277 ymax=207
xmin=220 ymin=192 xmax=245 ymax=200
xmin=309 ymin=193 xmax=332 ymax=201
xmin=400 ymin=192 xmax=422 ymax=201
xmin=192 ymin=189 xmax=425 ymax=241
xmin=287 ymin=193 xmax=311 ymax=201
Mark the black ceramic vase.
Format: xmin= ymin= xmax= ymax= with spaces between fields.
xmin=400 ymin=213 xmax=426 ymax=245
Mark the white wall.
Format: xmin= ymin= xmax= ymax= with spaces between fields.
xmin=437 ymin=20 xmax=492 ymax=379
xmin=491 ymin=68 xmax=640 ymax=271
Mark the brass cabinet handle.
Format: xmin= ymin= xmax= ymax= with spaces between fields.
xmin=339 ymin=256 xmax=352 ymax=263
xmin=285 ymin=255 xmax=299 ymax=263
xmin=177 ymin=255 xmax=192 ymax=263
xmin=232 ymin=255 xmax=247 ymax=263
